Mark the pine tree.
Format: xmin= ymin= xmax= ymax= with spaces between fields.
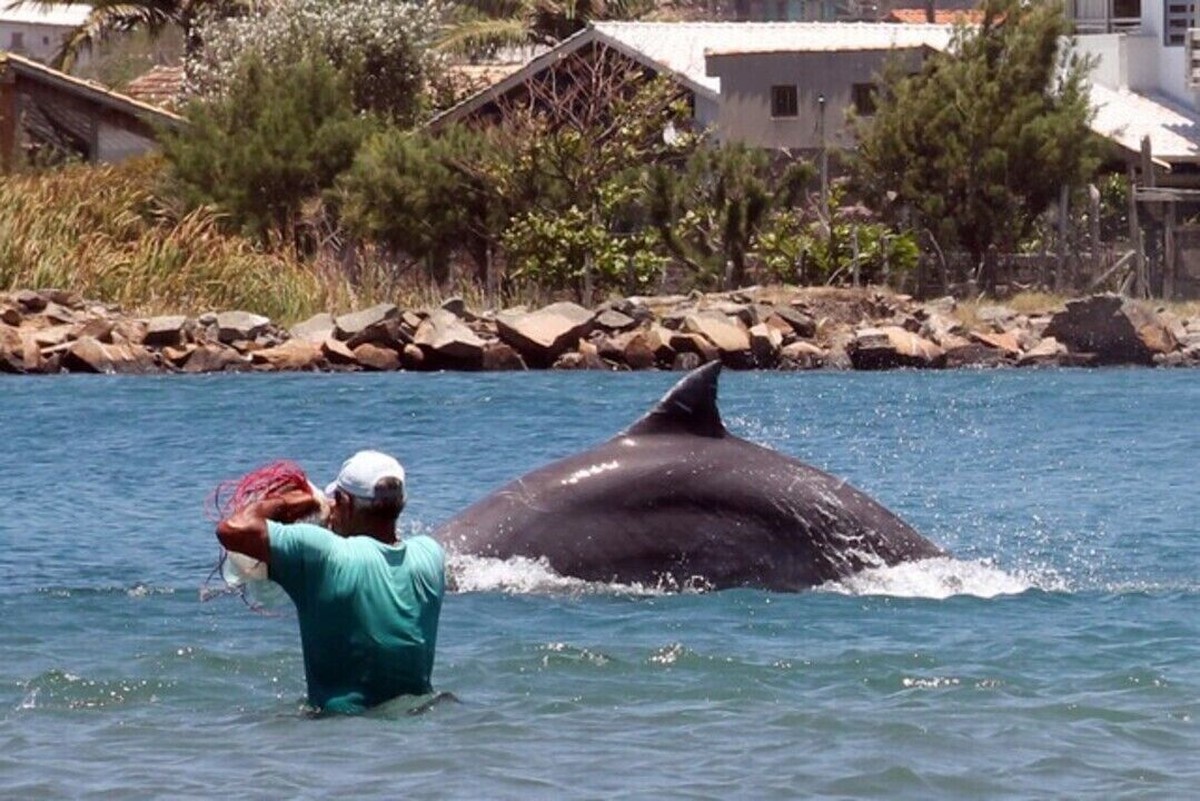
xmin=851 ymin=0 xmax=1099 ymax=281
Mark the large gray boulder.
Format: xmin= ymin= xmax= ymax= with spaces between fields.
xmin=682 ymin=311 xmax=751 ymax=359
xmin=1043 ymin=294 xmax=1177 ymax=365
xmin=250 ymin=339 xmax=324 ymax=371
xmin=142 ymin=315 xmax=189 ymax=348
xmin=335 ymin=304 xmax=401 ymax=348
xmin=0 ymin=324 xmax=24 ymax=373
xmin=848 ymin=326 xmax=945 ymax=370
xmin=413 ymin=309 xmax=486 ymax=367
xmin=216 ymin=311 xmax=271 ymax=344
xmin=768 ymin=305 xmax=818 ymax=338
xmin=183 ymin=344 xmax=250 ymax=373
xmin=749 ymin=322 xmax=783 ymax=368
xmin=289 ymin=313 xmax=335 ymax=344
xmin=496 ymin=302 xmax=595 ymax=367
xmin=61 ymin=337 xmax=157 ymax=374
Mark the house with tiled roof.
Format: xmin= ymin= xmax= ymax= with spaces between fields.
xmin=123 ymin=63 xmax=185 ymax=111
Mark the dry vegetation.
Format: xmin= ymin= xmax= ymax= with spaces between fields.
xmin=0 ymin=159 xmax=496 ymax=323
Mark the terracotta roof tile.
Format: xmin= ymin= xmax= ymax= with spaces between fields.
xmin=885 ymin=8 xmax=986 ymax=24
xmin=123 ymin=64 xmax=185 ymax=111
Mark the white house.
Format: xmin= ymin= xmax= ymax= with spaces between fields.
xmin=0 ymin=3 xmax=90 ymax=65
xmin=433 ymin=18 xmax=1200 ymax=295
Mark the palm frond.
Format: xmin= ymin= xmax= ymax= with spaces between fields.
xmin=436 ymin=17 xmax=533 ymax=56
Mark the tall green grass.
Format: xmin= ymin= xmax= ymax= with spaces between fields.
xmin=0 ymin=158 xmax=349 ymax=323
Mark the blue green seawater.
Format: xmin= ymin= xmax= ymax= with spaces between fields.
xmin=1 ymin=369 xmax=1197 ymax=799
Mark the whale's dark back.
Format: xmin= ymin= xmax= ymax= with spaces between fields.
xmin=434 ymin=363 xmax=943 ymax=591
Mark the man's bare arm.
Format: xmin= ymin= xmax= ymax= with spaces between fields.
xmin=216 ymin=489 xmax=320 ymax=563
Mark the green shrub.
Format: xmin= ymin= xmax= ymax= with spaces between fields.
xmin=502 ymin=197 xmax=664 ymax=296
xmin=164 ymin=53 xmax=372 ymax=244
xmin=338 ymin=127 xmax=496 ymax=285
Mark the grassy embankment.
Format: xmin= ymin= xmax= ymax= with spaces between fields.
xmin=4 ymin=160 xmax=1195 ymax=327
xmin=0 ymin=159 xmax=473 ymax=324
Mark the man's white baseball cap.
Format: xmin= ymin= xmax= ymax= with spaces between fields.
xmin=325 ymin=450 xmax=406 ymax=504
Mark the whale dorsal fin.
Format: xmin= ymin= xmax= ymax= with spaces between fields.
xmin=624 ymin=361 xmax=726 ymax=438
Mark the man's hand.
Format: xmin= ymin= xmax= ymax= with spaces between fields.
xmin=216 ymin=487 xmax=319 ymax=563
xmin=263 ymin=489 xmax=321 ymax=523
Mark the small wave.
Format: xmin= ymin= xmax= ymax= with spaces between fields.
xmin=17 ymin=670 xmax=173 ymax=711
xmin=34 ymin=584 xmax=176 ymax=599
xmin=821 ymin=556 xmax=1067 ymax=599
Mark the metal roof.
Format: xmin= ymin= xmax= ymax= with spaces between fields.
xmin=431 ymin=20 xmax=1200 ymax=168
xmin=1090 ymin=83 xmax=1200 ymax=165
xmin=594 ymin=21 xmax=957 ymax=93
xmin=0 ymin=3 xmax=90 ymax=27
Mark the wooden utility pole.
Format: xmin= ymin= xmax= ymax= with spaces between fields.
xmin=0 ymin=65 xmax=16 ymax=174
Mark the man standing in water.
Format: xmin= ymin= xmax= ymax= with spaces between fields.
xmin=216 ymin=450 xmax=445 ymax=714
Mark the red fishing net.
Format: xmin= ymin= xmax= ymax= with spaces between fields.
xmin=202 ymin=460 xmax=314 ymax=608
xmin=206 ymin=460 xmax=312 ymax=522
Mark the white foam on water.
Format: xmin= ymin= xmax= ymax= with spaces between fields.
xmin=820 ymin=556 xmax=1068 ymax=599
xmin=447 ymin=552 xmax=1072 ymax=599
xmin=447 ymin=553 xmax=672 ymax=596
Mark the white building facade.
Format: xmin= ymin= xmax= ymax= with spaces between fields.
xmin=0 ymin=4 xmax=89 ymax=65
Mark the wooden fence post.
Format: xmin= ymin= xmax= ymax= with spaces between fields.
xmin=0 ymin=66 xmax=16 ymax=174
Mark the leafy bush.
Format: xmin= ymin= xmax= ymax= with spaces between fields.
xmin=649 ymin=143 xmax=813 ymax=289
xmin=502 ymin=195 xmax=665 ymax=296
xmin=164 ymin=53 xmax=372 ymax=243
xmin=190 ymin=0 xmax=442 ymax=125
xmin=758 ymin=211 xmax=918 ymax=286
xmin=338 ymin=126 xmax=506 ymax=285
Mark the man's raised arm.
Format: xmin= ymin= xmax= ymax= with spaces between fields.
xmin=216 ymin=489 xmax=320 ymax=563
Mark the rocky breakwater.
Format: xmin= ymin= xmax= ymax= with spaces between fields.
xmin=2 ymin=287 xmax=1199 ymax=375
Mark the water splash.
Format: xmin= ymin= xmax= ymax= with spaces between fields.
xmin=446 ymin=554 xmax=714 ymax=596
xmin=822 ymin=556 xmax=1067 ymax=599
xmin=448 ymin=554 xmax=615 ymax=595
xmin=17 ymin=670 xmax=172 ymax=711
xmin=447 ymin=553 xmax=1069 ymax=599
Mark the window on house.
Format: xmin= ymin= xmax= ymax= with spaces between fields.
xmin=771 ymin=85 xmax=798 ymax=118
xmin=852 ymin=83 xmax=878 ymax=116
xmin=10 ymin=32 xmax=24 ymax=52
xmin=1165 ymin=1 xmax=1194 ymax=45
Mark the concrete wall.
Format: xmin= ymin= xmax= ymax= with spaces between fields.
xmin=1074 ymin=0 xmax=1200 ymax=109
xmin=706 ymin=48 xmax=925 ymax=150
xmin=695 ymin=94 xmax=720 ymax=129
xmin=0 ymin=23 xmax=76 ymax=65
xmin=1079 ymin=33 xmax=1127 ymax=88
xmin=96 ymin=116 xmax=157 ymax=163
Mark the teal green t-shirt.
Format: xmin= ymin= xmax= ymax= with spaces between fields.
xmin=266 ymin=522 xmax=445 ymax=714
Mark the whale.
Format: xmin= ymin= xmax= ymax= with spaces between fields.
xmin=435 ymin=362 xmax=943 ymax=591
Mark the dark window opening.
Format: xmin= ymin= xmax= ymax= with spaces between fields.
xmin=771 ymin=85 xmax=798 ymax=118
xmin=1166 ymin=1 xmax=1195 ymax=45
xmin=852 ymin=83 xmax=878 ymax=116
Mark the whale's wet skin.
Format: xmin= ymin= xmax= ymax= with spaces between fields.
xmin=436 ymin=362 xmax=943 ymax=590
xmin=3 ymin=370 xmax=1199 ymax=798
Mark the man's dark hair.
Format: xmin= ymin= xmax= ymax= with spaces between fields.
xmin=349 ymin=476 xmax=405 ymax=523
